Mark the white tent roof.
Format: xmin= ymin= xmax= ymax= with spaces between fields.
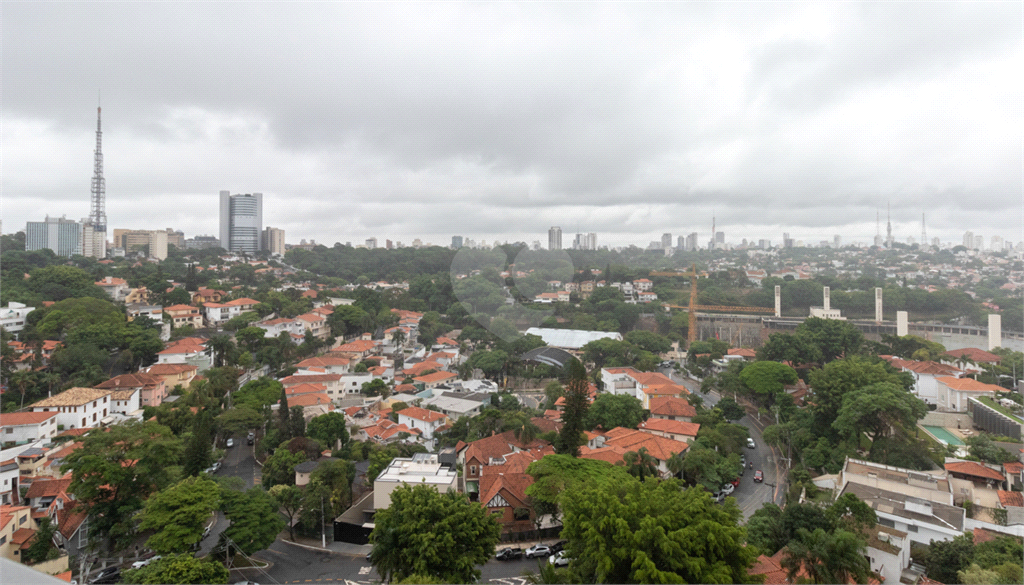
xmin=524 ymin=328 xmax=623 ymax=349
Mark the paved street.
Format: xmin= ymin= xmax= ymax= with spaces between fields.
xmin=199 ymin=440 xmax=261 ymax=556
xmin=665 ymin=367 xmax=786 ymax=520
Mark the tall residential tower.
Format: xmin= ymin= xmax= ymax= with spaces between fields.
xmin=219 ymin=191 xmax=263 ymax=253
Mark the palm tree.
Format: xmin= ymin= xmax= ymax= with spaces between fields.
xmin=207 ymin=334 xmax=235 ymax=368
xmin=623 ymin=447 xmax=659 ymax=480
xmin=392 ymin=329 xmax=406 ymax=347
xmin=666 ymin=452 xmax=685 ymax=479
xmin=513 ymin=421 xmax=540 ymax=445
xmin=10 ymin=370 xmax=34 ymax=409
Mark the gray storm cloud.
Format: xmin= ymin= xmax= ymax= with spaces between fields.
xmin=1 ymin=3 xmax=1020 ymax=248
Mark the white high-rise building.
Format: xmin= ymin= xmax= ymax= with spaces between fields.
xmin=963 ymin=231 xmax=974 ymax=249
xmin=548 ymin=227 xmax=562 ymax=250
xmin=26 ymin=216 xmax=83 ymax=257
xmin=219 ymin=191 xmax=263 ymax=253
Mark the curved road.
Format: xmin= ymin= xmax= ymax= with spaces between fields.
xmin=667 ymin=368 xmax=786 ymax=520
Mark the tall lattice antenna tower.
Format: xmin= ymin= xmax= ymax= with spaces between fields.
xmin=90 ymin=106 xmax=107 ymax=234
xmin=921 ymin=213 xmax=927 ymax=245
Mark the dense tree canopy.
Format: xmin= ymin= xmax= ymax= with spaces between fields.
xmin=138 ymin=476 xmax=221 ymax=554
xmin=369 ymin=484 xmax=500 ymax=584
xmin=560 ymin=477 xmax=758 ymax=584
xmin=584 ymin=393 xmax=645 ymax=431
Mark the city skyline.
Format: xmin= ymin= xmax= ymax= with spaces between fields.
xmin=2 ymin=3 xmax=1021 ymax=250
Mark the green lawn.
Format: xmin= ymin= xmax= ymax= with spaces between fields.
xmin=977 ymin=396 xmax=1024 ymax=425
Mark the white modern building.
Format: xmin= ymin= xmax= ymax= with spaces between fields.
xmin=1 ymin=412 xmax=59 ymax=444
xmin=219 ymin=191 xmax=263 ymax=253
xmin=29 ymin=388 xmax=113 ymax=431
xmin=0 ymin=303 xmax=35 ymax=337
xmin=25 ymin=216 xmax=83 ymax=257
xmin=373 ymin=452 xmax=458 ymax=510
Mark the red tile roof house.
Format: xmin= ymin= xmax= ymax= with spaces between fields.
xmin=648 ymin=396 xmax=697 ymax=422
xmin=413 ymin=371 xmax=458 ymax=389
xmin=1 ymin=412 xmax=59 ymax=444
xmin=934 ymin=377 xmax=1002 ymax=412
xmin=396 ymin=407 xmax=449 ymax=443
xmin=478 ymin=448 xmax=557 ymax=537
xmin=457 ymin=431 xmax=550 ymax=496
xmin=95 ymin=372 xmax=168 ymax=408
xmin=295 ymin=356 xmax=351 ymax=375
xmin=942 ymin=347 xmax=1003 ymax=366
xmin=280 ymin=374 xmax=344 ymax=398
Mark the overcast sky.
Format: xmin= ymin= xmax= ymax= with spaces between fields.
xmin=2 ymin=2 xmax=1021 ymax=249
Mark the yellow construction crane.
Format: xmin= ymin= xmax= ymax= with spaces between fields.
xmin=650 ymin=264 xmax=773 ymax=343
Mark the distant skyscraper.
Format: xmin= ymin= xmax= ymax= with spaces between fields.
xmin=963 ymin=231 xmax=974 ymax=249
xmin=219 ymin=191 xmax=263 ymax=253
xmin=661 ymin=233 xmax=672 ymax=249
xmin=783 ymin=233 xmax=794 ymax=248
xmin=366 ymin=237 xmax=377 ymax=249
xmin=685 ymin=232 xmax=699 ymax=251
xmin=26 ymin=216 xmax=83 ymax=257
xmin=548 ymin=227 xmax=562 ymax=250
xmin=759 ymin=239 xmax=771 ymax=249
xmin=586 ymin=233 xmax=597 ymax=250
xmin=113 ymin=229 xmax=168 ymax=260
xmin=715 ymin=232 xmax=725 ymax=244
xmin=85 ymin=106 xmax=108 ymax=258
xmin=262 ymin=227 xmax=285 ymax=255
xmin=451 ymin=235 xmax=463 ymax=249
xmin=676 ymin=235 xmax=685 ymax=249
xmin=834 ymin=235 xmax=841 ymax=248
xmin=974 ymin=235 xmax=984 ymax=250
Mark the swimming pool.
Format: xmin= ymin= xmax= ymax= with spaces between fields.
xmin=922 ymin=425 xmax=965 ymax=446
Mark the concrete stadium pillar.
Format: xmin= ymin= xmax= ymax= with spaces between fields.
xmin=774 ymin=285 xmax=781 ymax=317
xmin=823 ymin=286 xmax=831 ymax=311
xmin=875 ymin=288 xmax=883 ymax=322
xmin=897 ymin=311 xmax=908 ymax=336
xmin=989 ymin=313 xmax=1002 ymax=350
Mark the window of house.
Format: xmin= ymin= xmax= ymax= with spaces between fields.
xmin=470 ymin=465 xmax=477 ymax=476
xmin=0 ymin=535 xmax=6 ymax=545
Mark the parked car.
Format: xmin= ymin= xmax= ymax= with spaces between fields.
xmin=131 ymin=555 xmax=162 ymax=569
xmin=730 ymin=478 xmax=741 ymax=488
xmin=549 ymin=551 xmax=570 ymax=567
xmin=247 ymin=432 xmax=255 ymax=445
xmin=746 ymin=438 xmax=756 ymax=449
xmin=740 ymin=454 xmax=746 ymax=466
xmin=495 ymin=547 xmax=524 ymax=561
xmin=721 ymin=483 xmax=735 ymax=496
xmin=90 ymin=566 xmax=121 ymax=584
xmin=754 ymin=470 xmax=764 ymax=483
xmin=549 ymin=540 xmax=567 ymax=554
xmin=226 ymin=438 xmax=235 ymax=448
xmin=525 ymin=544 xmax=552 ymax=559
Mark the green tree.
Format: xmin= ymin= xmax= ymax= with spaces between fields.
xmin=622 ymin=447 xmax=659 ymax=480
xmin=369 ymin=484 xmax=501 ymax=584
xmin=121 ymin=553 xmax=229 ymax=584
xmin=739 ymin=360 xmax=798 ymax=406
xmin=957 ymin=564 xmax=1000 ymax=585
xmin=215 ymin=407 xmax=263 ymax=437
xmin=261 ymin=448 xmax=307 ymax=489
xmin=923 ymin=533 xmax=975 ymax=585
xmin=268 ymin=484 xmax=303 ymax=541
xmin=22 ymin=517 xmax=58 ymax=564
xmin=220 ymin=486 xmax=285 ymax=555
xmin=310 ymin=458 xmax=357 ymax=513
xmin=780 ymin=528 xmax=870 ymax=585
xmin=560 ymin=477 xmax=758 ymax=584
xmin=543 ymin=380 xmax=565 ymax=410
xmin=832 ymin=382 xmax=928 ymax=453
xmin=307 ymin=411 xmax=351 ymax=450
xmin=623 ymin=330 xmax=672 ymax=354
xmin=555 ymin=358 xmax=589 ymax=457
xmin=62 ymin=421 xmax=182 ymax=551
xmin=362 ymin=378 xmax=391 ymax=397
xmin=584 ymin=393 xmax=644 ymax=430
xmin=288 ymin=405 xmax=307 ymax=438
xmin=138 ymin=476 xmax=221 ymax=554
xmin=808 ymin=356 xmax=912 ymax=440
xmin=965 ymin=435 xmax=1018 ymax=464
xmin=745 ymin=503 xmax=789 ymax=555
xmin=525 ymin=455 xmax=632 ymax=524
xmin=182 ymin=411 xmax=214 ymax=477
xmin=716 ymin=397 xmax=746 ymax=421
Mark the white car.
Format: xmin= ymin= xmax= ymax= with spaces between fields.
xmin=720 ymin=483 xmax=735 ymax=496
xmin=226 ymin=438 xmax=235 ymax=448
xmin=746 ymin=438 xmax=756 ymax=449
xmin=131 ymin=556 xmax=161 ymax=569
xmin=549 ymin=551 xmax=570 ymax=567
xmin=525 ymin=544 xmax=552 ymax=559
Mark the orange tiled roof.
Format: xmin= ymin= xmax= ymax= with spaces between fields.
xmin=997 ymin=490 xmax=1024 ymax=508
xmin=25 ymin=476 xmax=73 ymax=500
xmin=285 ymin=382 xmax=328 ymax=396
xmin=95 ymin=372 xmax=163 ymax=391
xmin=945 ymin=460 xmax=1006 ymax=482
xmin=1 ymin=411 xmax=58 ymax=426
xmin=936 ymin=377 xmax=1003 ymax=393
xmin=145 ymin=363 xmax=198 ymax=375
xmin=1004 ymin=461 xmax=1024 ymax=474
xmin=289 ymin=393 xmax=333 ymax=407
xmin=397 ymin=406 xmax=447 ymax=424
xmin=281 ymin=374 xmax=342 ymax=385
xmin=414 ymin=371 xmax=458 ymax=384
xmin=603 ymin=428 xmax=690 ymax=461
xmin=639 ymin=418 xmax=700 ymax=437
xmin=297 ymin=356 xmax=351 ymax=368
xmin=649 ymin=396 xmax=696 ymax=418
xmin=944 ymin=347 xmax=1002 ymax=364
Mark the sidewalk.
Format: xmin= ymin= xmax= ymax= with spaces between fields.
xmin=285 ymin=535 xmax=372 ymax=556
